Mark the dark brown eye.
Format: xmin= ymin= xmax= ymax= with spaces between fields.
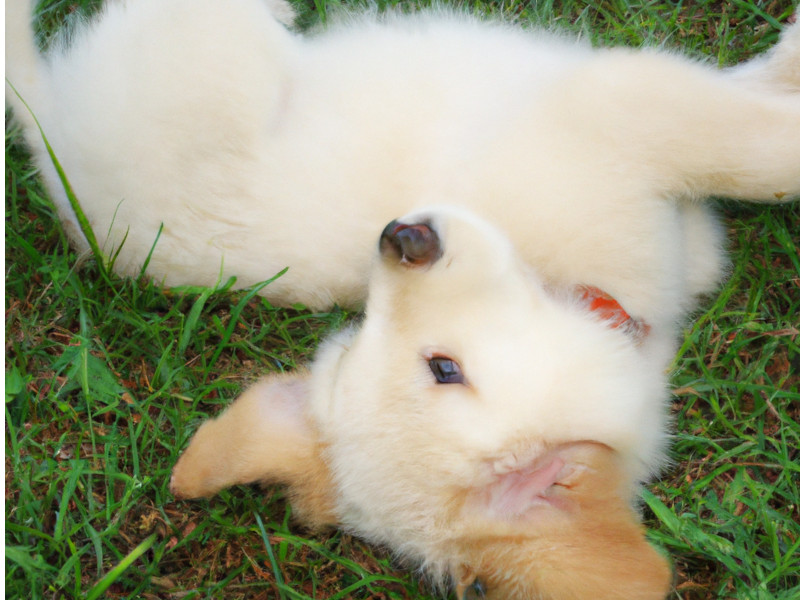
xmin=428 ymin=356 xmax=465 ymax=384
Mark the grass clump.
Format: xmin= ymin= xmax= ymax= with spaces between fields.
xmin=5 ymin=1 xmax=799 ymax=598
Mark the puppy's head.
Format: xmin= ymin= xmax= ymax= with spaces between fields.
xmin=304 ymin=206 xmax=670 ymax=594
xmin=171 ymin=206 xmax=672 ymax=596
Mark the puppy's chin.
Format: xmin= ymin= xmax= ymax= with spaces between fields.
xmin=442 ymin=442 xmax=671 ymax=600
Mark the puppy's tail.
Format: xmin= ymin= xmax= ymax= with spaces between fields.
xmin=5 ymin=0 xmax=48 ymax=138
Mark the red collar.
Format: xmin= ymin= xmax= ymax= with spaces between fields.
xmin=577 ymin=285 xmax=650 ymax=340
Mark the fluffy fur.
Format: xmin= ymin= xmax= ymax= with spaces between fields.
xmin=6 ymin=0 xmax=800 ymax=318
xmin=6 ymin=0 xmax=800 ymax=598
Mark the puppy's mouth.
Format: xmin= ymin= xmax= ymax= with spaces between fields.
xmin=460 ymin=440 xmax=620 ymax=527
xmin=452 ymin=441 xmax=631 ymax=599
xmin=476 ymin=446 xmax=587 ymax=520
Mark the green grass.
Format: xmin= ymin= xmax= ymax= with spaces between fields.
xmin=5 ymin=0 xmax=799 ymax=598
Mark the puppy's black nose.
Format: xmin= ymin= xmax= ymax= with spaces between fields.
xmin=379 ymin=220 xmax=442 ymax=267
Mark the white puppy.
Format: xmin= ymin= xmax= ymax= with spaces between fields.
xmin=6 ymin=0 xmax=800 ymax=598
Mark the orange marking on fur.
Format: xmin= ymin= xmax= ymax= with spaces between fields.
xmin=578 ymin=285 xmax=650 ymax=338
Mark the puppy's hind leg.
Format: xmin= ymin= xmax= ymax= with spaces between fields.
xmin=660 ymin=19 xmax=800 ymax=202
xmin=561 ymin=20 xmax=800 ymax=203
xmin=726 ymin=17 xmax=800 ymax=94
xmin=650 ymin=58 xmax=799 ymax=202
xmin=170 ymin=374 xmax=338 ymax=526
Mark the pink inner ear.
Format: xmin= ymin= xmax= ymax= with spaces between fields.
xmin=484 ymin=456 xmax=567 ymax=519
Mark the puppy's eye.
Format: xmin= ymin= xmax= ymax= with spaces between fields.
xmin=428 ymin=356 xmax=465 ymax=384
xmin=462 ymin=578 xmax=487 ymax=600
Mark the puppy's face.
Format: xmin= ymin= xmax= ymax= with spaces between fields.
xmin=307 ymin=206 xmax=670 ymax=592
xmin=172 ymin=205 xmax=672 ymax=598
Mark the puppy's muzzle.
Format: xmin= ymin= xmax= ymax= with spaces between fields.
xmin=379 ymin=220 xmax=442 ymax=267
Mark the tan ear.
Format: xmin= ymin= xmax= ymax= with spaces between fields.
xmin=452 ymin=442 xmax=671 ymax=600
xmin=170 ymin=372 xmax=338 ymax=527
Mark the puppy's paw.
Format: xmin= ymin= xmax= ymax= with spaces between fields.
xmin=169 ymin=446 xmax=217 ymax=500
xmin=169 ymin=420 xmax=230 ymax=500
xmin=726 ymin=16 xmax=800 ymax=93
xmin=772 ymin=16 xmax=800 ymax=87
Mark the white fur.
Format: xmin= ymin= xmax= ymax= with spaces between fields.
xmin=6 ymin=0 xmax=800 ymax=322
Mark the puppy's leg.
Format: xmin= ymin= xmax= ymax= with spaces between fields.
xmin=552 ymin=21 xmax=800 ymax=202
xmin=170 ymin=373 xmax=338 ymax=526
xmin=679 ymin=201 xmax=727 ymax=299
xmin=726 ymin=17 xmax=800 ymax=94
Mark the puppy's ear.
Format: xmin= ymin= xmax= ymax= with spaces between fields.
xmin=455 ymin=442 xmax=671 ymax=600
xmin=170 ymin=373 xmax=338 ymax=527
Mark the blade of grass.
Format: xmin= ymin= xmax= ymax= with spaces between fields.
xmin=254 ymin=512 xmax=287 ymax=600
xmin=85 ymin=533 xmax=157 ymax=600
xmin=206 ymin=269 xmax=288 ymax=370
xmin=6 ymin=80 xmax=109 ymax=275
